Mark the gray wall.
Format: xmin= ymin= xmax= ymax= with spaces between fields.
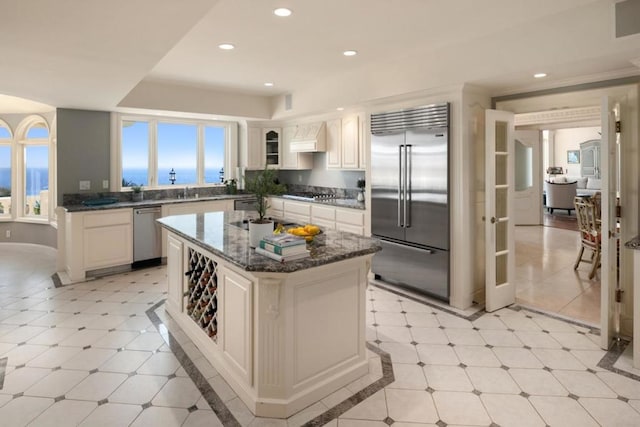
xmin=278 ymin=153 xmax=364 ymax=189
xmin=57 ymin=108 xmax=111 ymax=205
xmin=0 ymin=222 xmax=57 ymax=248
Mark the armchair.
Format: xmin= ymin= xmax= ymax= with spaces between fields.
xmin=543 ymin=180 xmax=577 ymax=214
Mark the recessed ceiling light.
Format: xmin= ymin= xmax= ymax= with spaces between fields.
xmin=264 ymin=82 xmax=274 ymax=87
xmin=533 ymin=72 xmax=547 ymax=78
xmin=343 ymin=50 xmax=358 ymax=57
xmin=336 ymin=107 xmax=344 ymax=111
xmin=274 ymin=8 xmax=292 ymax=17
xmin=218 ymin=43 xmax=235 ymax=50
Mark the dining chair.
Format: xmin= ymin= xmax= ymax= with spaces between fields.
xmin=573 ymin=196 xmax=601 ymax=279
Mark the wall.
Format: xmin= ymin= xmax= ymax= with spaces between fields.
xmin=551 ymin=126 xmax=601 ymax=176
xmin=278 ymin=154 xmax=364 ymax=189
xmin=0 ymin=222 xmax=56 ymax=248
xmin=56 ymin=109 xmax=111 ymax=205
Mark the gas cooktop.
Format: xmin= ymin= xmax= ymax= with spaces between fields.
xmin=281 ymin=192 xmax=338 ymax=202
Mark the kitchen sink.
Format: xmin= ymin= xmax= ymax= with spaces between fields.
xmin=82 ymin=197 xmax=119 ymax=206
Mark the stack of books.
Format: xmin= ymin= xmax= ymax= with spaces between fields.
xmin=255 ymin=233 xmax=309 ymax=262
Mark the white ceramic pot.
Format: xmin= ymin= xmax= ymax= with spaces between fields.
xmin=249 ymin=220 xmax=273 ymax=248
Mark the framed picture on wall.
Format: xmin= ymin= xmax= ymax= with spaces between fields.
xmin=567 ymin=150 xmax=580 ymax=164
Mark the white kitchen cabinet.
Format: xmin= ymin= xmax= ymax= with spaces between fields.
xmin=246 ymin=127 xmax=265 ymax=170
xmin=326 ymin=114 xmax=365 ymax=170
xmin=166 ymin=233 xmax=184 ymax=314
xmin=341 ymin=115 xmax=360 ymax=169
xmin=311 ymin=204 xmax=336 ymax=229
xmin=336 ymin=208 xmax=365 ymax=235
xmin=64 ymin=208 xmax=133 ymax=282
xmin=281 ymin=125 xmax=313 ymax=170
xmin=267 ymin=197 xmax=284 ymax=219
xmin=283 ymin=200 xmax=311 ymax=224
xmin=326 ymin=119 xmax=342 ymax=169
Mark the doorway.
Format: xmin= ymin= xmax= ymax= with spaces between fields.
xmin=494 ymin=83 xmax=638 ymax=342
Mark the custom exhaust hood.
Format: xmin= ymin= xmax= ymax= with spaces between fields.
xmin=290 ymin=122 xmax=326 ymax=152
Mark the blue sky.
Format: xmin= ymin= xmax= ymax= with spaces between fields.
xmin=0 ymin=126 xmax=49 ymax=169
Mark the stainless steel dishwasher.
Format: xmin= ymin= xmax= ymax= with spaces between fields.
xmin=133 ymin=207 xmax=162 ymax=263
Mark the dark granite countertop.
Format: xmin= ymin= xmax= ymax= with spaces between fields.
xmin=63 ymin=194 xmax=255 ymax=212
xmin=272 ymin=196 xmax=366 ymax=210
xmin=625 ymin=235 xmax=640 ymax=250
xmin=157 ymin=211 xmax=381 ymax=273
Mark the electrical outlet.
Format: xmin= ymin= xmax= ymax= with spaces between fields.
xmin=102 ymin=180 xmax=109 ymax=189
xmin=298 ymin=174 xmax=302 ymax=182
xmin=5 ymin=230 xmax=10 ymax=238
xmin=79 ymin=180 xmax=90 ymax=190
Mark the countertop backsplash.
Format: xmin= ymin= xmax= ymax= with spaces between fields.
xmin=62 ymin=185 xmax=236 ymax=206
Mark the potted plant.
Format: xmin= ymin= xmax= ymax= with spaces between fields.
xmin=0 ymin=201 xmax=4 ymax=214
xmin=131 ymin=184 xmax=143 ymax=202
xmin=33 ymin=200 xmax=41 ymax=215
xmin=224 ymin=178 xmax=238 ymax=195
xmin=357 ymin=178 xmax=366 ymax=202
xmin=244 ymin=166 xmax=286 ymax=247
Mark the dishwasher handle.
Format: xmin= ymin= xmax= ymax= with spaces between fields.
xmin=134 ymin=207 xmax=161 ymax=215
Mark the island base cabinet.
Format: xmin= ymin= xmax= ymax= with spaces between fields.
xmin=164 ymin=232 xmax=371 ymax=418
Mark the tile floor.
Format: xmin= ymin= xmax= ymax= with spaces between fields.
xmin=2 ymin=242 xmax=640 ymax=426
xmin=515 ymin=225 xmax=601 ymax=325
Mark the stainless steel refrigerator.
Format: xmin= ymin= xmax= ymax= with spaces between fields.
xmin=370 ymin=103 xmax=450 ymax=301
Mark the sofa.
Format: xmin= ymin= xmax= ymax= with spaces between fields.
xmin=551 ymin=175 xmax=601 ymax=196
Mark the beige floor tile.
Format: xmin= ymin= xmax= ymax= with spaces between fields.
xmin=386 ymin=389 xmax=438 ymax=424
xmin=492 ymin=347 xmax=544 ymax=369
xmin=0 ymin=396 xmax=54 ymax=426
xmin=478 ymin=329 xmax=523 ymax=347
xmin=25 ymin=369 xmax=89 ymax=398
xmin=130 ymin=406 xmax=189 ymax=427
xmin=341 ymin=389 xmax=387 ymax=421
xmin=29 ymin=399 xmax=97 ymax=427
xmin=596 ymin=372 xmax=640 ymax=399
xmin=410 ymin=327 xmax=449 ymax=345
xmin=509 ymin=368 xmax=568 ymax=396
xmin=26 ymin=346 xmax=84 ymax=369
xmin=152 ymin=377 xmax=202 ymax=408
xmin=66 ymin=372 xmax=128 ymax=401
xmin=481 ymin=393 xmax=545 ymax=427
xmin=531 ymin=348 xmax=587 ymax=370
xmin=99 ymin=349 xmax=151 ymax=373
xmin=387 ymin=363 xmax=428 ymax=390
xmin=0 ymin=367 xmax=51 ymax=395
xmin=580 ymin=397 xmax=640 ymax=427
xmin=529 ymin=396 xmax=599 ymax=427
xmin=78 ymin=403 xmax=142 ymax=427
xmin=432 ymin=391 xmax=490 ymax=425
xmin=552 ymin=370 xmax=617 ymax=398
xmin=108 ymin=374 xmax=168 ymax=404
xmin=423 ymin=365 xmax=473 ymax=392
xmin=466 ymin=367 xmax=521 ymax=394
xmin=453 ymin=345 xmax=501 ymax=367
xmin=136 ymin=351 xmax=181 ymax=376
xmin=183 ymin=410 xmax=225 ymax=427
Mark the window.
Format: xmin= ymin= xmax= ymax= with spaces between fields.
xmin=0 ymin=123 xmax=11 ymax=217
xmin=121 ymin=120 xmax=149 ymax=187
xmin=21 ymin=122 xmax=49 ymax=218
xmin=118 ymin=115 xmax=234 ymax=189
xmin=157 ymin=122 xmax=197 ymax=185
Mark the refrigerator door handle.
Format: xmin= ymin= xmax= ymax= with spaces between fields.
xmin=397 ymin=145 xmax=403 ymax=227
xmin=405 ymin=144 xmax=412 ymax=228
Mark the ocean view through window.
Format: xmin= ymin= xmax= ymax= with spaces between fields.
xmin=120 ymin=116 xmax=227 ymax=188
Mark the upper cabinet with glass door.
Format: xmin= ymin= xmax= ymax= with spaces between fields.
xmin=264 ymin=128 xmax=281 ymax=169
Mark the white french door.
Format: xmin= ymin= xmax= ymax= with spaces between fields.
xmin=514 ymin=130 xmax=542 ymax=225
xmin=600 ymin=96 xmax=618 ymax=350
xmin=485 ymin=110 xmax=516 ymax=312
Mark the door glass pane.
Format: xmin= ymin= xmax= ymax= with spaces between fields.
xmin=515 ymin=139 xmax=532 ymax=191
xmin=495 ymin=154 xmax=507 ymax=186
xmin=495 ymin=121 xmax=507 ymax=152
xmin=122 ymin=121 xmax=149 ymax=187
xmin=0 ymin=145 xmax=10 ymax=215
xmin=25 ymin=145 xmax=48 ymax=217
xmin=496 ymin=187 xmax=507 ymax=218
xmin=158 ymin=123 xmax=197 ymax=185
xmin=496 ymin=253 xmax=507 ymax=286
xmin=496 ymin=221 xmax=507 ymax=252
xmin=204 ymin=126 xmax=225 ymax=184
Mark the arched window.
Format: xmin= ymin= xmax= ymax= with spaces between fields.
xmin=16 ymin=116 xmax=51 ymax=219
xmin=0 ymin=120 xmax=12 ymax=217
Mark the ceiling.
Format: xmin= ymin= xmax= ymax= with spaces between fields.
xmin=1 ymin=0 xmax=639 ymax=118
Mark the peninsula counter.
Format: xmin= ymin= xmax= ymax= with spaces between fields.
xmin=158 ymin=211 xmax=381 ymax=418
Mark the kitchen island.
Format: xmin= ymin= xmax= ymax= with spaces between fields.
xmin=158 ymin=210 xmax=381 ymax=418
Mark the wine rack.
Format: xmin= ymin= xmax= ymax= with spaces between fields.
xmin=184 ymin=248 xmax=219 ymax=341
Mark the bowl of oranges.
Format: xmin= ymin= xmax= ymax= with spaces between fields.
xmin=286 ymin=224 xmax=321 ymax=242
